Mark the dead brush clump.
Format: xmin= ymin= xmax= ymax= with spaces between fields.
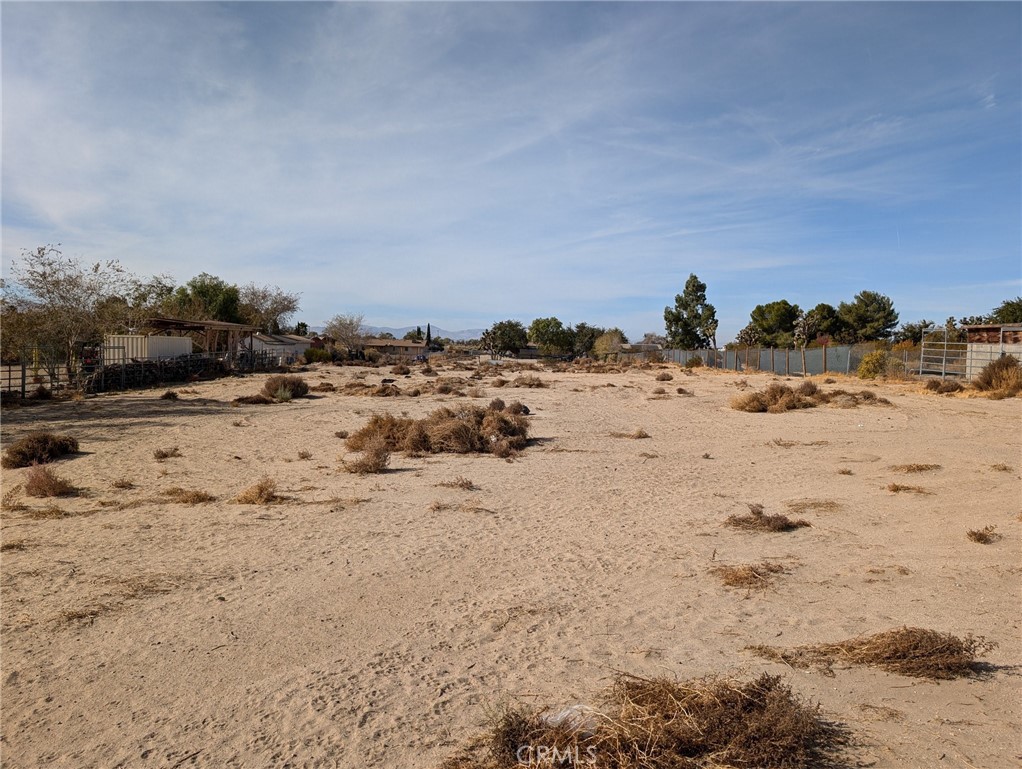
xmin=162 ymin=487 xmax=217 ymax=504
xmin=966 ymin=525 xmax=1001 ymax=544
xmin=925 ymin=379 xmax=964 ymax=394
xmin=111 ymin=478 xmax=135 ymax=489
xmin=712 ymin=562 xmax=787 ymax=589
xmin=232 ymin=393 xmax=274 ymax=405
xmin=444 ymin=673 xmax=845 ymax=769
xmin=437 ymin=476 xmax=478 ymax=491
xmin=311 ymin=382 xmax=336 ymax=392
xmin=971 ymin=354 xmax=1022 ymax=397
xmin=343 ymin=437 xmax=391 ymax=474
xmin=730 ymin=383 xmax=892 ymax=413
xmin=2 ymin=432 xmax=79 ymax=469
xmin=886 ymin=483 xmax=929 ymax=494
xmin=159 ymin=389 xmax=179 ymax=400
xmin=748 ymin=627 xmax=996 ymax=680
xmin=261 ymin=374 xmax=309 ymax=400
xmin=390 ymin=363 xmax=411 ymax=375
xmin=24 ymin=465 xmax=78 ymax=498
xmin=234 ymin=476 xmax=281 ymax=504
xmin=153 ymin=447 xmax=182 ymax=461
xmin=345 ymin=403 xmax=529 ymax=459
xmin=2 ymin=484 xmax=27 ymax=512
xmin=890 ymin=463 xmax=941 ymax=473
xmin=786 ymin=499 xmax=841 ymax=515
xmin=726 ymin=503 xmax=810 ymax=532
xmin=655 ymin=371 xmax=673 ymax=382
xmin=491 ymin=377 xmax=509 ymax=388
xmin=610 ymin=429 xmax=651 ymax=439
xmin=512 ymin=374 xmax=547 ymax=388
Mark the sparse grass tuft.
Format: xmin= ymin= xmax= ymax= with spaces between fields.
xmin=991 ymin=463 xmax=1011 ymax=472
xmin=2 ymin=432 xmax=79 ymax=469
xmin=966 ymin=525 xmax=1001 ymax=544
xmin=24 ymin=465 xmax=78 ymax=498
xmin=887 ymin=483 xmax=929 ymax=494
xmin=159 ymin=389 xmax=179 ymax=400
xmin=162 ymin=487 xmax=217 ymax=504
xmin=297 ymin=450 xmax=312 ymax=460
xmin=111 ymin=478 xmax=135 ymax=489
xmin=2 ymin=484 xmax=26 ymax=511
xmin=437 ymin=476 xmax=478 ymax=491
xmin=925 ymin=379 xmax=964 ymax=394
xmin=837 ymin=468 xmax=853 ymax=476
xmin=890 ymin=463 xmax=941 ymax=473
xmin=610 ymin=429 xmax=651 ymax=439
xmin=726 ymin=503 xmax=810 ymax=532
xmin=971 ymin=354 xmax=1022 ymax=397
xmin=786 ymin=499 xmax=841 ymax=514
xmin=235 ymin=476 xmax=281 ymax=504
xmin=343 ymin=437 xmax=390 ymax=474
xmin=512 ymin=374 xmax=547 ymax=388
xmin=262 ymin=374 xmax=309 ymax=400
xmin=153 ymin=447 xmax=182 ymax=461
xmin=748 ymin=627 xmax=996 ymax=679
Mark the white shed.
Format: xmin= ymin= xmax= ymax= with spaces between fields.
xmin=104 ymin=335 xmax=194 ymax=363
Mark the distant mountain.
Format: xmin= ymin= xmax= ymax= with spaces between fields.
xmin=360 ymin=325 xmax=485 ymax=342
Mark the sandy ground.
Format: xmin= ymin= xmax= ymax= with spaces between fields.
xmin=1 ymin=362 xmax=1019 ymax=769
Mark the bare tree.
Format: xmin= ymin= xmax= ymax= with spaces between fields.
xmin=323 ymin=313 xmax=365 ymax=353
xmin=239 ymin=283 xmax=301 ymax=334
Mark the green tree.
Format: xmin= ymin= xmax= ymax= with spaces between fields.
xmin=165 ymin=273 xmax=242 ymax=323
xmin=425 ymin=323 xmax=432 ymax=347
xmin=991 ymin=297 xmax=1022 ymax=324
xmin=749 ymin=299 xmax=801 ymax=347
xmin=733 ymin=323 xmax=761 ymax=348
xmin=837 ymin=290 xmax=899 ymax=341
xmin=592 ymin=328 xmax=627 ymax=360
xmin=480 ymin=320 xmax=528 ymax=357
xmin=528 ymin=317 xmax=574 ymax=356
xmin=292 ymin=321 xmax=309 ymax=336
xmin=571 ymin=322 xmax=604 ymax=358
xmin=664 ymin=274 xmax=718 ymax=349
xmin=239 ymin=282 xmax=301 ymax=334
xmin=805 ymin=303 xmax=848 ymax=343
xmin=892 ymin=319 xmax=934 ymax=345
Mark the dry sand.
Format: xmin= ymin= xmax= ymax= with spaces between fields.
xmin=1 ymin=363 xmax=1019 ymax=768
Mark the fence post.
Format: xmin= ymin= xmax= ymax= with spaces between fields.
xmin=20 ymin=362 xmax=26 ymax=399
xmin=941 ymin=331 xmax=948 ymax=380
xmin=785 ymin=348 xmax=789 ymax=375
xmin=822 ymin=344 xmax=828 ymax=373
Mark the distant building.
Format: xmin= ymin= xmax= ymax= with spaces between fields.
xmin=962 ymin=323 xmax=1022 ymax=379
xmin=251 ymin=333 xmax=312 ymax=363
xmin=361 ymin=337 xmax=428 ymax=359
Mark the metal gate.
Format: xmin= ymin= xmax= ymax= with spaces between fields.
xmin=919 ymin=325 xmax=967 ymax=379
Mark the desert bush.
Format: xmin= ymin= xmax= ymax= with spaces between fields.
xmin=344 ymin=436 xmax=391 ymax=474
xmin=972 ymin=354 xmax=1022 ymax=397
xmin=652 ymin=387 xmax=666 ymax=395
xmin=390 ymin=363 xmax=411 ymax=375
xmin=925 ymin=379 xmax=963 ymax=394
xmin=796 ymin=380 xmax=818 ymax=396
xmin=748 ymin=627 xmax=996 ymax=679
xmin=857 ymin=349 xmax=896 ymax=379
xmin=31 ymin=384 xmax=53 ymax=400
xmin=235 ymin=476 xmax=280 ymax=504
xmin=512 ymin=374 xmax=547 ymax=388
xmin=303 ymin=347 xmax=332 ymax=363
xmin=262 ymin=374 xmax=309 ymax=400
xmin=966 ymin=525 xmax=1001 ymax=544
xmin=505 ymin=401 xmax=529 ymax=415
xmin=684 ymin=356 xmax=704 ymax=368
xmin=655 ymin=371 xmax=673 ymax=382
xmin=24 ymin=465 xmax=78 ymax=497
xmin=713 ymin=562 xmax=786 ymax=589
xmin=487 ymin=398 xmax=506 ymax=412
xmin=162 ymin=487 xmax=216 ymax=504
xmin=233 ymin=393 xmax=274 ymax=405
xmin=153 ymin=447 xmax=182 ymax=461
xmin=610 ymin=428 xmax=651 ymax=439
xmin=364 ymin=349 xmax=382 ymax=364
xmin=726 ymin=503 xmax=810 ymax=532
xmin=159 ymin=390 xmax=179 ymax=400
xmin=2 ymin=433 xmax=79 ymax=468
xmin=312 ymin=381 xmax=336 ymax=392
xmin=437 ymin=476 xmax=478 ymax=490
xmin=447 ymin=672 xmax=844 ymax=769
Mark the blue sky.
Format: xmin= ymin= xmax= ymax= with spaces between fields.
xmin=3 ymin=2 xmax=1019 ymax=342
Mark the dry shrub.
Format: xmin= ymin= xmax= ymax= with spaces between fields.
xmin=886 ymin=483 xmax=929 ymax=494
xmin=651 ymin=387 xmax=666 ymax=395
xmin=437 ymin=476 xmax=478 ymax=490
xmin=966 ymin=525 xmax=1001 ymax=544
xmin=683 ymin=356 xmax=704 ymax=368
xmin=24 ymin=465 xmax=78 ymax=498
xmin=925 ymin=379 xmax=963 ymax=394
xmin=233 ymin=393 xmax=274 ymax=405
xmin=235 ymin=476 xmax=280 ymax=504
xmin=487 ymin=398 xmax=506 ymax=412
xmin=153 ymin=447 xmax=182 ymax=461
xmin=610 ymin=429 xmax=650 ymax=439
xmin=972 ymin=354 xmax=1022 ymax=397
xmin=334 ymin=430 xmax=349 ymax=439
xmin=512 ymin=374 xmax=547 ymax=388
xmin=159 ymin=390 xmax=179 ymax=400
xmin=786 ymin=499 xmax=841 ymax=514
xmin=312 ymin=382 xmax=336 ymax=392
xmin=890 ymin=463 xmax=941 ymax=473
xmin=837 ymin=468 xmax=853 ymax=475
xmin=655 ymin=371 xmax=673 ymax=382
xmin=345 ymin=403 xmax=529 ymax=458
xmin=371 ymin=383 xmax=402 ymax=397
xmin=491 ymin=377 xmax=509 ymax=388
xmin=2 ymin=432 xmax=79 ymax=469
xmin=748 ymin=627 xmax=996 ymax=680
xmin=390 ymin=363 xmax=411 ymax=375
xmin=262 ymin=374 xmax=309 ymax=400
xmin=297 ymin=450 xmax=312 ymax=460
xmin=731 ymin=383 xmax=890 ymax=413
xmin=344 ymin=437 xmax=391 ymax=474
xmin=726 ymin=503 xmax=810 ymax=532
xmin=111 ymin=478 xmax=135 ymax=489
xmin=446 ymin=673 xmax=845 ymax=769
xmin=713 ymin=562 xmax=786 ymax=589
xmin=796 ymin=380 xmax=818 ymax=396
xmin=505 ymin=401 xmax=529 ymax=415
xmin=2 ymin=484 xmax=26 ymax=511
xmin=675 ymin=387 xmax=692 ymax=396
xmin=162 ymin=487 xmax=216 ymax=504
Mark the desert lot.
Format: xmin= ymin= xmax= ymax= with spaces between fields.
xmin=1 ymin=362 xmax=1019 ymax=769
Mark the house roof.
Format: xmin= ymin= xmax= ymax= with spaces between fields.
xmin=145 ymin=316 xmax=259 ymax=333
xmin=962 ymin=324 xmax=1022 ymax=330
xmin=363 ymin=337 xmax=427 ymax=348
xmin=253 ymin=333 xmax=310 ymax=346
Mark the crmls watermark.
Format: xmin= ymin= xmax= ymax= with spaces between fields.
xmin=516 ymin=744 xmax=598 ymax=766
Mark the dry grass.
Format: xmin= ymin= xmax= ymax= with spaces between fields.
xmin=748 ymin=627 xmax=996 ymax=680
xmin=786 ymin=499 xmax=841 ymax=514
xmin=27 ymin=504 xmax=71 ymax=520
xmin=837 ymin=468 xmax=853 ymax=475
xmin=159 ymin=389 xmax=179 ymax=400
xmin=886 ymin=483 xmax=929 ymax=494
xmin=437 ymin=476 xmax=478 ymax=491
xmin=712 ymin=562 xmax=786 ymax=589
xmin=991 ymin=463 xmax=1012 ymax=472
xmin=390 ymin=364 xmax=411 ymax=375
xmin=345 ymin=402 xmax=529 ymax=459
xmin=343 ymin=437 xmax=391 ymax=474
xmin=153 ymin=447 xmax=182 ymax=461
xmin=443 ymin=672 xmax=845 ymax=769
xmin=610 ymin=429 xmax=651 ymax=439
xmin=262 ymin=374 xmax=309 ymax=400
xmin=2 ymin=432 xmax=79 ymax=469
xmin=24 ymin=465 xmax=78 ymax=498
xmin=311 ymin=382 xmax=336 ymax=392
xmin=1 ymin=540 xmax=27 ymax=552
xmin=111 ymin=478 xmax=135 ymax=489
xmin=2 ymin=484 xmax=27 ymax=511
xmin=162 ymin=487 xmax=217 ymax=504
xmin=925 ymin=379 xmax=964 ymax=394
xmin=234 ymin=476 xmax=281 ymax=504
xmin=971 ymin=354 xmax=1022 ymax=397
xmin=889 ymin=463 xmax=941 ymax=473
xmin=233 ymin=393 xmax=274 ymax=405
xmin=512 ymin=374 xmax=547 ymax=388
xmin=297 ymin=450 xmax=312 ymax=460
xmin=966 ymin=525 xmax=1001 ymax=544
xmin=726 ymin=503 xmax=811 ymax=532
xmin=730 ymin=383 xmax=891 ymax=413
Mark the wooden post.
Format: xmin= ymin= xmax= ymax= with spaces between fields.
xmin=785 ymin=348 xmax=790 ymax=375
xmin=770 ymin=347 xmax=775 ymax=373
xmin=822 ymin=344 xmax=828 ymax=373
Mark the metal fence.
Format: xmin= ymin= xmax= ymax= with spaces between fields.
xmin=918 ymin=324 xmax=1022 ymax=380
xmin=651 ymin=344 xmax=921 ymax=377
